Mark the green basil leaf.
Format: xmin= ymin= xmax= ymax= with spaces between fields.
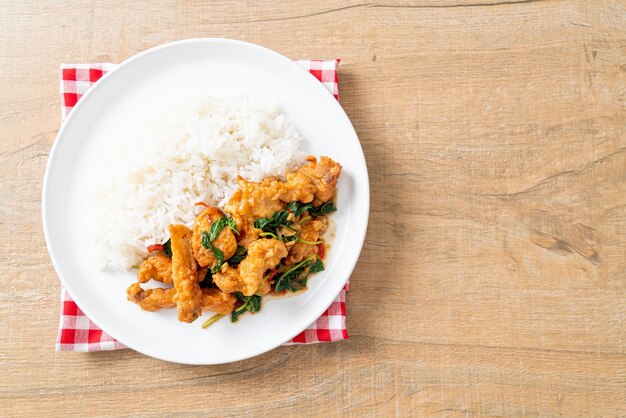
xmin=287 ymin=201 xmax=313 ymax=217
xmin=282 ymin=234 xmax=299 ymax=243
xmin=248 ymin=294 xmax=262 ymax=313
xmin=309 ymin=202 xmax=337 ymax=217
xmin=253 ymin=210 xmax=297 ymax=243
xmin=208 ymin=217 xmax=228 ymax=242
xmin=225 ymin=217 xmax=238 ymax=234
xmin=254 ymin=211 xmax=291 ymax=231
xmin=227 ymin=245 xmax=248 ymax=267
xmin=253 ymin=218 xmax=267 ymax=230
xmin=274 ymin=257 xmax=313 ymax=292
xmin=201 ymin=231 xmax=211 ymax=249
xmin=210 ymin=246 xmax=224 ymax=273
xmin=162 ymin=239 xmax=172 ymax=258
xmin=230 ymin=293 xmax=262 ymax=322
xmin=309 ymin=259 xmax=324 ymax=273
xmin=231 ymin=308 xmax=246 ymax=322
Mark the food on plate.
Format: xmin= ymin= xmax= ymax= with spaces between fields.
xmin=127 ymin=283 xmax=176 ymax=311
xmin=192 ymin=207 xmax=238 ymax=268
xmin=284 ymin=217 xmax=327 ymax=265
xmin=127 ymin=284 xmax=236 ymax=315
xmin=213 ymin=238 xmax=288 ymax=296
xmin=169 ymin=224 xmax=204 ymax=323
xmin=279 ymin=156 xmax=343 ymax=205
xmin=137 ymin=254 xmax=173 ymax=284
xmin=127 ymin=156 xmax=341 ymax=326
xmin=92 ymin=96 xmax=305 ymax=270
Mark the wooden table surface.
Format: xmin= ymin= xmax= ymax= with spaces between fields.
xmin=1 ymin=1 xmax=624 ymax=416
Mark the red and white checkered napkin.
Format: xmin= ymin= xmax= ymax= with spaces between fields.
xmin=56 ymin=59 xmax=349 ymax=352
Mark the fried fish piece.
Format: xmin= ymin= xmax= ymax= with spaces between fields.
xmin=278 ymin=156 xmax=342 ymax=205
xmin=201 ymin=288 xmax=237 ymax=315
xmin=276 ymin=172 xmax=316 ymax=204
xmin=255 ymin=272 xmax=273 ymax=296
xmin=210 ymin=266 xmax=241 ymax=295
xmin=224 ymin=176 xmax=285 ymax=219
xmin=213 ymin=238 xmax=287 ymax=296
xmin=192 ymin=207 xmax=238 ymax=268
xmin=127 ymin=284 xmax=236 ymax=315
xmin=227 ymin=213 xmax=260 ymax=247
xmin=127 ymin=283 xmax=176 ymax=312
xmin=137 ymin=253 xmax=173 ymax=284
xmin=170 ymin=224 xmax=203 ymax=323
xmin=223 ymin=177 xmax=286 ymax=248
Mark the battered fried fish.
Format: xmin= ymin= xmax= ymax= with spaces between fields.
xmin=127 ymin=284 xmax=236 ymax=315
xmin=169 ymin=224 xmax=203 ymax=323
xmin=278 ymin=156 xmax=342 ymax=205
xmin=192 ymin=207 xmax=238 ymax=268
xmin=137 ymin=253 xmax=173 ymax=284
xmin=213 ymin=238 xmax=287 ymax=296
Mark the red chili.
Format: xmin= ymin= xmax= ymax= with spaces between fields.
xmin=147 ymin=244 xmax=164 ymax=253
xmin=267 ymin=270 xmax=278 ymax=281
xmin=195 ymin=202 xmax=210 ymax=208
xmin=317 ymin=243 xmax=325 ymax=259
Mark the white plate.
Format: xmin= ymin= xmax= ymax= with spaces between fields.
xmin=42 ymin=39 xmax=369 ymax=365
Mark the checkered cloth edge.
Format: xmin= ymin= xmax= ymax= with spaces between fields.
xmin=56 ymin=59 xmax=349 ymax=352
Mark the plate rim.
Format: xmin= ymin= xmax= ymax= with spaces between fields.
xmin=42 ymin=38 xmax=370 ymax=364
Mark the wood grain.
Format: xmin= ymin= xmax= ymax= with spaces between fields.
xmin=1 ymin=0 xmax=624 ymax=416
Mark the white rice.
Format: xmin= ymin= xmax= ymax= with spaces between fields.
xmin=92 ymin=95 xmax=305 ymax=270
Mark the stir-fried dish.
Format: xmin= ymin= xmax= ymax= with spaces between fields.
xmin=127 ymin=156 xmax=342 ymax=326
